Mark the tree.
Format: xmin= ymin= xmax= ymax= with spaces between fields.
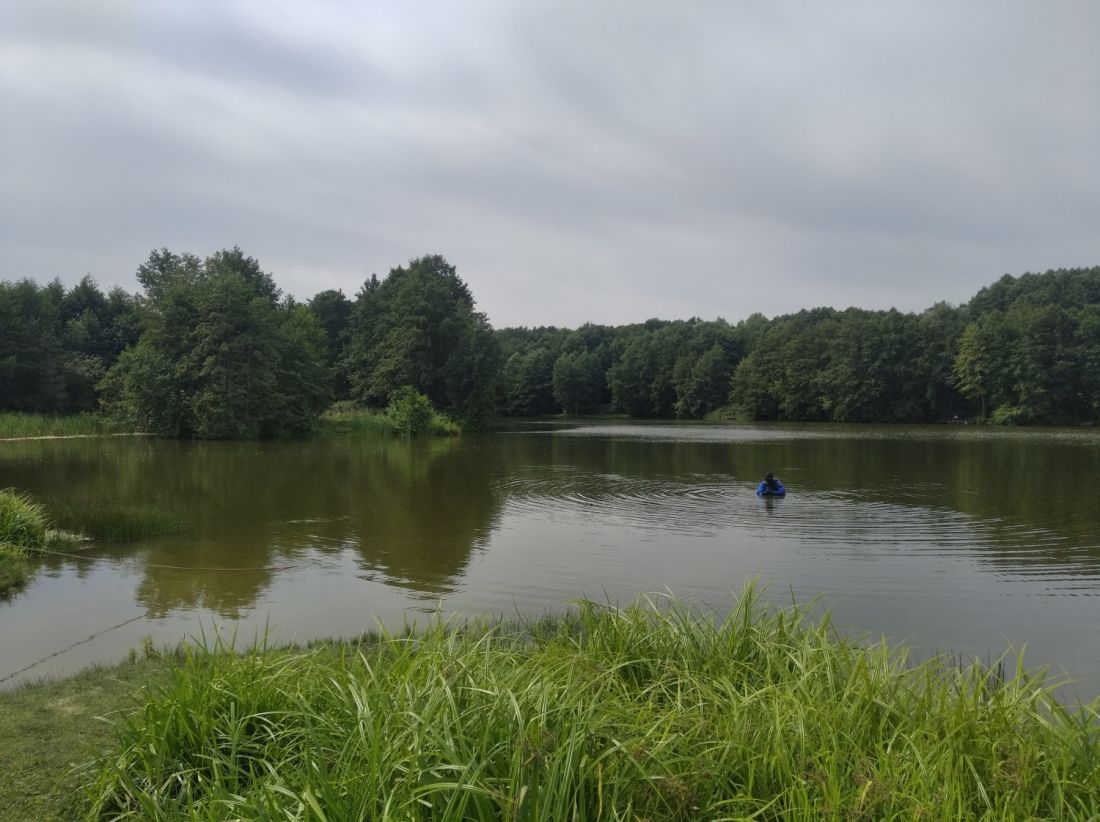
xmin=345 ymin=255 xmax=500 ymax=425
xmin=552 ymin=350 xmax=605 ymax=415
xmin=307 ymin=289 xmax=353 ymax=399
xmin=675 ymin=344 xmax=733 ymax=419
xmin=0 ymin=280 xmax=66 ymax=412
xmin=99 ymin=249 xmax=330 ymax=438
xmin=953 ymin=322 xmax=992 ymax=419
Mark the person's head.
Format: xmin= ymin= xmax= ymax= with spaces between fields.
xmin=764 ymin=472 xmax=774 ymax=482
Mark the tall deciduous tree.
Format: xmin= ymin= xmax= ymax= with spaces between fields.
xmin=99 ymin=249 xmax=329 ymax=438
xmin=345 ymin=255 xmax=500 ymax=426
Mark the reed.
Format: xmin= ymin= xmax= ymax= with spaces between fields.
xmin=87 ymin=588 xmax=1100 ymax=820
xmin=0 ymin=489 xmax=48 ymax=549
xmin=0 ymin=412 xmax=124 ymax=439
xmin=49 ymin=504 xmax=185 ymax=543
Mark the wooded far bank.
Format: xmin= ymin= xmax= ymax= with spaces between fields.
xmin=2 ymin=250 xmax=1098 ymax=437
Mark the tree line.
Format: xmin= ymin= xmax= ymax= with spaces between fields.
xmin=2 ymin=250 xmax=1098 ymax=437
xmin=499 ymin=268 xmax=1100 ymax=426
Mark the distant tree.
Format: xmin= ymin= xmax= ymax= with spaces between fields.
xmin=0 ymin=280 xmax=66 ymax=412
xmin=501 ymin=347 xmax=557 ymax=415
xmin=307 ymin=289 xmax=353 ymax=399
xmin=675 ymin=344 xmax=733 ymax=419
xmin=345 ymin=255 xmax=500 ymax=426
xmin=99 ymin=249 xmax=329 ymax=438
xmin=552 ymin=350 xmax=605 ymax=415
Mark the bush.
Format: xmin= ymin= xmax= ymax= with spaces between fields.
xmin=385 ymin=386 xmax=438 ymax=435
xmin=0 ymin=489 xmax=47 ymax=549
xmin=991 ymin=404 xmax=1026 ymax=425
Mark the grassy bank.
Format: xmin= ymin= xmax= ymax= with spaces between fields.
xmin=0 ymin=412 xmax=129 ymax=440
xmin=1 ymin=590 xmax=1078 ymax=819
xmin=0 ymin=659 xmax=173 ymax=822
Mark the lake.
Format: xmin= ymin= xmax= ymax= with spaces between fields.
xmin=2 ymin=421 xmax=1100 ymax=696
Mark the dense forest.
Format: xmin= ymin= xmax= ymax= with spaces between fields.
xmin=1 ymin=249 xmax=1098 ymax=436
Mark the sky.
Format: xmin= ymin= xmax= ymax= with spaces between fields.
xmin=2 ymin=1 xmax=1098 ymax=329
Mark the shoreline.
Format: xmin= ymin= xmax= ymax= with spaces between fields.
xmin=4 ymin=595 xmax=1099 ymax=819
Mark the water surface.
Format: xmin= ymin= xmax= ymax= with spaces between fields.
xmin=2 ymin=421 xmax=1099 ymax=695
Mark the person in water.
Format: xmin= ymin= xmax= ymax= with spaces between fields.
xmin=756 ymin=472 xmax=785 ymax=496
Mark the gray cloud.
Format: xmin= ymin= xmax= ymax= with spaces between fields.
xmin=2 ymin=0 xmax=1098 ymax=327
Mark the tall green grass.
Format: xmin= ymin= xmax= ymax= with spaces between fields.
xmin=0 ymin=489 xmax=47 ymax=595
xmin=0 ymin=489 xmax=48 ymax=548
xmin=0 ymin=412 xmax=126 ymax=439
xmin=49 ymin=504 xmax=185 ymax=543
xmin=318 ymin=405 xmax=461 ymax=438
xmin=87 ymin=589 xmax=1100 ymax=819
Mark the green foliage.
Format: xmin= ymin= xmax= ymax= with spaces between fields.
xmin=385 ymin=386 xmax=459 ymax=436
xmin=0 ymin=279 xmax=67 ymax=412
xmin=87 ymin=590 xmax=1100 ymax=819
xmin=48 ymin=504 xmax=184 ymax=543
xmin=317 ymin=404 xmax=397 ymax=437
xmin=0 ymin=489 xmax=48 ymax=549
xmin=307 ymin=289 xmax=353 ymax=399
xmin=952 ymin=302 xmax=1100 ymax=425
xmin=0 ymin=657 xmax=174 ymax=821
xmin=319 ymin=400 xmax=460 ymax=438
xmin=0 ymin=412 xmax=126 ymax=439
xmin=500 ymin=346 xmax=557 ymax=415
xmin=385 ymin=386 xmax=436 ymax=435
xmin=100 ymin=248 xmax=331 ymax=439
xmin=729 ymin=307 xmax=961 ymax=423
xmin=345 ymin=255 xmax=501 ymax=427
xmin=552 ymin=348 xmax=606 ymax=414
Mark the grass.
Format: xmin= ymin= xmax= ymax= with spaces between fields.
xmin=0 ymin=491 xmax=183 ymax=594
xmin=0 ymin=412 xmax=127 ymax=439
xmin=0 ymin=658 xmax=173 ymax=822
xmin=0 ymin=489 xmax=48 ymax=596
xmin=71 ymin=588 xmax=1100 ymax=820
xmin=0 ymin=489 xmax=48 ymax=548
xmin=47 ymin=504 xmax=185 ymax=544
xmin=318 ymin=404 xmax=461 ymax=438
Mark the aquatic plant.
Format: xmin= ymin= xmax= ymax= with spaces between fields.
xmin=48 ymin=504 xmax=184 ymax=543
xmin=87 ymin=588 xmax=1100 ymax=819
xmin=0 ymin=489 xmax=48 ymax=549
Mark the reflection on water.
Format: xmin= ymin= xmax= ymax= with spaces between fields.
xmin=2 ymin=422 xmax=1100 ymax=694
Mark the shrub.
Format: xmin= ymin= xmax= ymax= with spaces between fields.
xmin=385 ymin=386 xmax=437 ymax=435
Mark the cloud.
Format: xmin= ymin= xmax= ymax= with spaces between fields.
xmin=1 ymin=0 xmax=1098 ymax=327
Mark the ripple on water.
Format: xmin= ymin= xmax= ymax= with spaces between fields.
xmin=492 ymin=468 xmax=1100 ymax=592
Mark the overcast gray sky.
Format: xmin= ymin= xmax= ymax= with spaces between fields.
xmin=2 ymin=1 xmax=1098 ymax=328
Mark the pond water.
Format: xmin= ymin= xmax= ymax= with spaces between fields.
xmin=2 ymin=421 xmax=1100 ymax=696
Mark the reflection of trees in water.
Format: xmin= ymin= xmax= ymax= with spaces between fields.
xmin=4 ymin=429 xmax=1100 ymax=614
xmin=13 ymin=437 xmax=507 ymax=615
